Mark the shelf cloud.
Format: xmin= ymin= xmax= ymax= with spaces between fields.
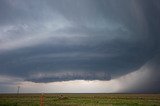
xmin=0 ymin=0 xmax=160 ymax=93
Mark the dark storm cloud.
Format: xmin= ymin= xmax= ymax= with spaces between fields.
xmin=0 ymin=0 xmax=160 ymax=89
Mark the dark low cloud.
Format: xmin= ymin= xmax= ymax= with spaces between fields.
xmin=0 ymin=0 xmax=160 ymax=93
xmin=27 ymin=71 xmax=111 ymax=83
xmin=0 ymin=38 xmax=157 ymax=82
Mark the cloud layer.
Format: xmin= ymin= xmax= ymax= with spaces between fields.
xmin=0 ymin=0 xmax=160 ymax=92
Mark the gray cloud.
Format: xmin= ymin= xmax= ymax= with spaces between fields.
xmin=0 ymin=0 xmax=160 ymax=93
xmin=27 ymin=71 xmax=111 ymax=83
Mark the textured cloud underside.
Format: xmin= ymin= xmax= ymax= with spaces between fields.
xmin=27 ymin=72 xmax=111 ymax=83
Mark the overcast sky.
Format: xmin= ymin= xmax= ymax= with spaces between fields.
xmin=0 ymin=0 xmax=160 ymax=93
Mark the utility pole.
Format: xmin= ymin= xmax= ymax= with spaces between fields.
xmin=40 ymin=93 xmax=44 ymax=106
xmin=17 ymin=86 xmax=20 ymax=95
xmin=16 ymin=86 xmax=20 ymax=105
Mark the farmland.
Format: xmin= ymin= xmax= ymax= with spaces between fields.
xmin=0 ymin=93 xmax=160 ymax=106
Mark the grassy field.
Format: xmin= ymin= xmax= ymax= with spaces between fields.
xmin=0 ymin=93 xmax=160 ymax=106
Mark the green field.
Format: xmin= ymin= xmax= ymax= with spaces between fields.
xmin=0 ymin=93 xmax=160 ymax=106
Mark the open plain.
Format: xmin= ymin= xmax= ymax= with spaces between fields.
xmin=0 ymin=93 xmax=160 ymax=106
